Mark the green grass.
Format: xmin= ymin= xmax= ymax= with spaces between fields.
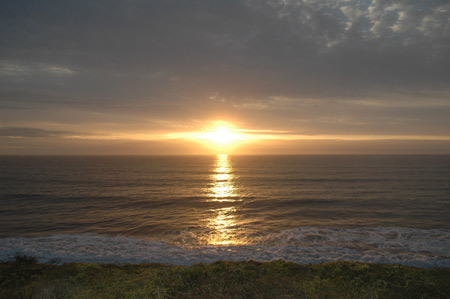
xmin=1 ymin=256 xmax=449 ymax=298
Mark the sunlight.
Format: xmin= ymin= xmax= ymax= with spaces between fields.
xmin=164 ymin=121 xmax=252 ymax=154
xmin=207 ymin=207 xmax=238 ymax=245
xmin=208 ymin=154 xmax=237 ymax=201
xmin=205 ymin=154 xmax=243 ymax=245
xmin=203 ymin=124 xmax=239 ymax=145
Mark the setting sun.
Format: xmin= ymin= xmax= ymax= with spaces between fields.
xmin=205 ymin=126 xmax=237 ymax=144
xmin=165 ymin=121 xmax=248 ymax=153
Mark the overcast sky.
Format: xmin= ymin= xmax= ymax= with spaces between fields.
xmin=1 ymin=0 xmax=449 ymax=154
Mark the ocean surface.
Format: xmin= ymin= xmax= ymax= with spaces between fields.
xmin=0 ymin=155 xmax=449 ymax=267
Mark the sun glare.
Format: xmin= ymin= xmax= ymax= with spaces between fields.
xmin=206 ymin=126 xmax=236 ymax=144
xmin=198 ymin=122 xmax=242 ymax=146
xmin=168 ymin=121 xmax=248 ymax=153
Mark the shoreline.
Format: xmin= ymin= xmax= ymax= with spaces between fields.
xmin=1 ymin=257 xmax=449 ymax=298
xmin=2 ymin=227 xmax=449 ymax=268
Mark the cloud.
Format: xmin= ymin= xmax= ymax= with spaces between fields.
xmin=0 ymin=0 xmax=449 ymax=152
xmin=0 ymin=127 xmax=78 ymax=138
xmin=1 ymin=0 xmax=448 ymax=96
xmin=0 ymin=61 xmax=76 ymax=76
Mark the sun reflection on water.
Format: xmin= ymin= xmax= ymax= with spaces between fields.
xmin=209 ymin=154 xmax=236 ymax=201
xmin=207 ymin=154 xmax=242 ymax=245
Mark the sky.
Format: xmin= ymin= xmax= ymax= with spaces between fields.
xmin=1 ymin=0 xmax=450 ymax=154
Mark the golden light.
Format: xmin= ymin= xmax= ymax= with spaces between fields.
xmin=203 ymin=124 xmax=239 ymax=145
xmin=208 ymin=154 xmax=236 ymax=201
xmin=205 ymin=154 xmax=243 ymax=245
xmin=207 ymin=207 xmax=238 ymax=245
xmin=165 ymin=121 xmax=254 ymax=154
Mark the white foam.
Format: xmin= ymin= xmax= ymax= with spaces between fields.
xmin=1 ymin=227 xmax=449 ymax=267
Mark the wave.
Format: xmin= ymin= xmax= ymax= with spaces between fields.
xmin=1 ymin=227 xmax=449 ymax=267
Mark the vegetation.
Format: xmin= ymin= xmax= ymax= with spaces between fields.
xmin=1 ymin=255 xmax=449 ymax=298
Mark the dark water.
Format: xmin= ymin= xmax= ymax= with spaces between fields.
xmin=1 ymin=155 xmax=449 ymax=266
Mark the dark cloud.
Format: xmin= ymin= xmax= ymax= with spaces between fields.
xmin=0 ymin=127 xmax=78 ymax=138
xmin=1 ymin=0 xmax=449 ymax=96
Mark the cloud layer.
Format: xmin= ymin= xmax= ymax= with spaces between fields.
xmin=1 ymin=0 xmax=449 ymax=153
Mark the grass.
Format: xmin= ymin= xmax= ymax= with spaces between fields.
xmin=0 ymin=255 xmax=449 ymax=298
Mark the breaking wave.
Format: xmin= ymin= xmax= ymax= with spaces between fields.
xmin=1 ymin=227 xmax=449 ymax=268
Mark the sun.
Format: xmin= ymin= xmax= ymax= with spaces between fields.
xmin=209 ymin=127 xmax=234 ymax=144
xmin=205 ymin=125 xmax=238 ymax=144
xmin=168 ymin=121 xmax=246 ymax=152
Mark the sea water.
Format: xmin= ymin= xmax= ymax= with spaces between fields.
xmin=0 ymin=155 xmax=449 ymax=267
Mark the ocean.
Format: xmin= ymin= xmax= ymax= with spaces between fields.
xmin=0 ymin=155 xmax=449 ymax=267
